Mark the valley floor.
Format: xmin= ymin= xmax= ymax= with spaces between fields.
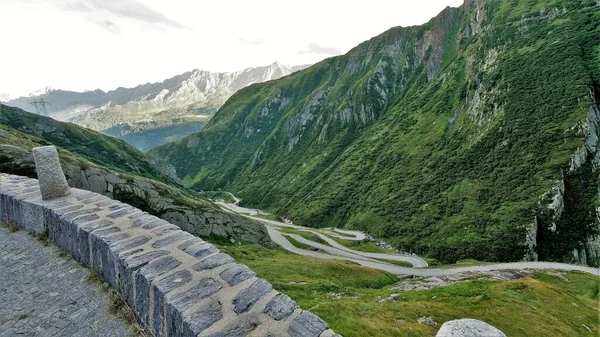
xmin=211 ymin=198 xmax=600 ymax=337
xmin=216 ymin=200 xmax=599 ymax=277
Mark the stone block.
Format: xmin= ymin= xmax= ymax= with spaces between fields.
xmin=177 ymin=237 xmax=204 ymax=250
xmin=142 ymin=219 xmax=170 ymax=230
xmin=165 ymin=279 xmax=222 ymax=337
xmin=193 ymin=253 xmax=235 ymax=271
xmin=153 ymin=224 xmax=180 ymax=236
xmin=131 ymin=214 xmax=156 ymax=228
xmin=289 ymin=311 xmax=328 ymax=337
xmin=107 ymin=206 xmax=136 ymax=219
xmin=20 ymin=199 xmax=46 ymax=233
xmin=112 ymin=235 xmax=152 ymax=255
xmin=95 ymin=200 xmax=116 ymax=208
xmin=183 ymin=243 xmax=219 ymax=259
xmin=63 ymin=207 xmax=102 ymax=222
xmin=89 ymin=227 xmax=122 ymax=273
xmin=48 ymin=212 xmax=79 ymax=257
xmin=32 ymin=146 xmax=70 ymax=200
xmin=319 ymin=329 xmax=342 ymax=337
xmin=152 ymin=232 xmax=192 ymax=249
xmin=203 ymin=315 xmax=260 ymax=337
xmin=135 ymin=256 xmax=181 ymax=326
xmin=220 ymin=264 xmax=256 ymax=286
xmin=152 ymin=270 xmax=193 ymax=336
xmin=76 ymin=219 xmax=114 ymax=267
xmin=98 ymin=232 xmax=131 ymax=286
xmin=233 ymin=279 xmax=273 ymax=314
xmin=181 ymin=299 xmax=222 ymax=337
xmin=264 ymin=293 xmax=299 ymax=321
xmin=118 ymin=250 xmax=169 ymax=305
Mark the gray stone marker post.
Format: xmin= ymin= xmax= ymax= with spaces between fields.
xmin=32 ymin=146 xmax=71 ymax=200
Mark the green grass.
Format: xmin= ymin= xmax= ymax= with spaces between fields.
xmin=373 ymin=259 xmax=413 ymax=268
xmin=254 ymin=213 xmax=281 ymax=221
xmin=324 ymin=229 xmax=357 ymax=238
xmin=34 ymin=230 xmax=51 ymax=247
xmin=324 ymin=235 xmax=398 ymax=254
xmin=198 ymin=190 xmax=237 ymax=203
xmin=280 ymin=228 xmax=328 ymax=245
xmin=285 ymin=235 xmax=320 ymax=251
xmin=15 ymin=314 xmax=29 ymax=321
xmin=433 ymin=259 xmax=496 ymax=269
xmin=0 ymin=221 xmax=20 ymax=233
xmin=218 ymin=244 xmax=599 ymax=337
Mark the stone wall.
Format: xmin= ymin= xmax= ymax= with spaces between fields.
xmin=0 ymin=173 xmax=340 ymax=337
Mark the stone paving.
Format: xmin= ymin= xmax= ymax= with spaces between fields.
xmin=0 ymin=226 xmax=137 ymax=337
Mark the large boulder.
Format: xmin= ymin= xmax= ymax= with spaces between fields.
xmin=32 ymin=146 xmax=70 ymax=200
xmin=436 ymin=319 xmax=506 ymax=337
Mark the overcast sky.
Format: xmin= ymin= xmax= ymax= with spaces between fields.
xmin=0 ymin=0 xmax=463 ymax=99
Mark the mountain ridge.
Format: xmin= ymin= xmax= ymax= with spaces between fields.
xmin=151 ymin=0 xmax=600 ymax=266
xmin=6 ymin=62 xmax=310 ymax=150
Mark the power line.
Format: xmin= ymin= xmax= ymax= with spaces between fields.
xmin=30 ymin=98 xmax=51 ymax=116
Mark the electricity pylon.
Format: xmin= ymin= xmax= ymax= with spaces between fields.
xmin=30 ymin=98 xmax=51 ymax=116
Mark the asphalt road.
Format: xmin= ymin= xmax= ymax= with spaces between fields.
xmin=218 ymin=202 xmax=600 ymax=277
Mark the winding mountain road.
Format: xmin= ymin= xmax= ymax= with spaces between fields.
xmin=217 ymin=202 xmax=600 ymax=277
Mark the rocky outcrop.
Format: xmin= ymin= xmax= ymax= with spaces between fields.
xmin=0 ymin=145 xmax=269 ymax=244
xmin=436 ymin=319 xmax=506 ymax=337
xmin=530 ymin=90 xmax=600 ymax=266
xmin=67 ymin=166 xmax=269 ymax=244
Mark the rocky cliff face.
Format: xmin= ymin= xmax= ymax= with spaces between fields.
xmin=6 ymin=63 xmax=309 ymax=150
xmin=533 ymin=88 xmax=600 ymax=266
xmin=151 ymin=0 xmax=600 ymax=266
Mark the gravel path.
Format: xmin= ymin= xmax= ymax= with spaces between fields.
xmin=0 ymin=226 xmax=139 ymax=337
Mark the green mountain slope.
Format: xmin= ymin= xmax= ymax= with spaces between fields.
xmin=101 ymin=106 xmax=214 ymax=151
xmin=0 ymin=104 xmax=269 ymax=243
xmin=0 ymin=104 xmax=180 ymax=184
xmin=151 ymin=0 xmax=600 ymax=265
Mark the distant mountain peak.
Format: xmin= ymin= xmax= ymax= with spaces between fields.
xmin=3 ymin=62 xmax=312 ymax=150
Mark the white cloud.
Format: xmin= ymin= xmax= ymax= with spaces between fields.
xmin=299 ymin=43 xmax=342 ymax=56
xmin=64 ymin=0 xmax=188 ymax=31
xmin=0 ymin=0 xmax=464 ymax=98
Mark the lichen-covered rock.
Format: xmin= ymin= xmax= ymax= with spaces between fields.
xmin=417 ymin=316 xmax=438 ymax=327
xmin=32 ymin=146 xmax=70 ymax=200
xmin=436 ymin=319 xmax=506 ymax=337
